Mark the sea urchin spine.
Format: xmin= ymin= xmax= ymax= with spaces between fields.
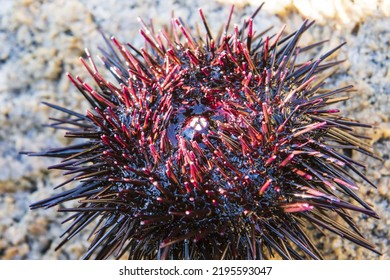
xmin=25 ymin=5 xmax=379 ymax=259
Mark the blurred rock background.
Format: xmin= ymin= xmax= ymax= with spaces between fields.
xmin=0 ymin=0 xmax=389 ymax=259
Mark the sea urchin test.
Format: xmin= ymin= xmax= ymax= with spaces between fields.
xmin=25 ymin=5 xmax=379 ymax=259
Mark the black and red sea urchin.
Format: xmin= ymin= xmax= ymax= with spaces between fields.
xmin=26 ymin=5 xmax=380 ymax=259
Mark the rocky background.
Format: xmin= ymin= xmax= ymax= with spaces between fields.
xmin=0 ymin=0 xmax=389 ymax=259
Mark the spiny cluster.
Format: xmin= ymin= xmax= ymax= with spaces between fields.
xmin=27 ymin=5 xmax=379 ymax=259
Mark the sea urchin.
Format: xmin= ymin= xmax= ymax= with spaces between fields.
xmin=25 ymin=5 xmax=380 ymax=259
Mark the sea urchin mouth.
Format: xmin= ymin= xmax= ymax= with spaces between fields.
xmin=25 ymin=4 xmax=379 ymax=260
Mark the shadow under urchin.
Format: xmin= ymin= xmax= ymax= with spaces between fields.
xmin=24 ymin=4 xmax=381 ymax=260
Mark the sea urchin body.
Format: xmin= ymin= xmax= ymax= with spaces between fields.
xmin=26 ymin=5 xmax=379 ymax=259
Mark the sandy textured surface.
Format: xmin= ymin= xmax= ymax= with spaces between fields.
xmin=0 ymin=0 xmax=389 ymax=259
